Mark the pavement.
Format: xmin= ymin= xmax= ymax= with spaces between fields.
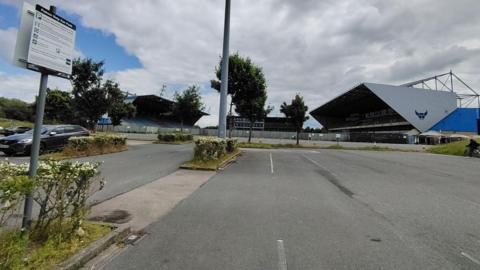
xmin=89 ymin=169 xmax=215 ymax=231
xmin=100 ymin=148 xmax=480 ymax=270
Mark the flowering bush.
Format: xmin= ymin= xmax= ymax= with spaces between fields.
xmin=194 ymin=137 xmax=228 ymax=161
xmin=65 ymin=134 xmax=127 ymax=155
xmin=0 ymin=160 xmax=104 ymax=240
xmin=158 ymin=132 xmax=193 ymax=142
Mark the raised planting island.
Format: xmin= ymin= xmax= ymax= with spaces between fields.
xmin=43 ymin=134 xmax=127 ymax=159
xmin=156 ymin=131 xmax=193 ymax=144
xmin=181 ymin=137 xmax=240 ymax=170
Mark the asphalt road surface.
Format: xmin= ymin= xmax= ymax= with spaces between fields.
xmin=0 ymin=143 xmax=193 ymax=204
xmin=104 ymin=148 xmax=480 ymax=270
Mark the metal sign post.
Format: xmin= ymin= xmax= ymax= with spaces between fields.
xmin=218 ymin=0 xmax=231 ymax=138
xmin=12 ymin=4 xmax=76 ymax=230
xmin=22 ymin=71 xmax=48 ymax=229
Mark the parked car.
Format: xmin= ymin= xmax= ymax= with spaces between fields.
xmin=0 ymin=125 xmax=89 ymax=156
xmin=2 ymin=126 xmax=32 ymax=136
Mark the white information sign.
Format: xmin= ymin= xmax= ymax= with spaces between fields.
xmin=27 ymin=5 xmax=76 ymax=76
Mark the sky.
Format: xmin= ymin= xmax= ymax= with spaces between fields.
xmin=1 ymin=0 xmax=480 ymax=128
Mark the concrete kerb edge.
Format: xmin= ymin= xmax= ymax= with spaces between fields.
xmin=217 ymin=150 xmax=242 ymax=170
xmin=55 ymin=226 xmax=131 ymax=270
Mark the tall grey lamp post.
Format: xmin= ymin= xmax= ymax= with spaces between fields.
xmin=218 ymin=0 xmax=231 ymax=138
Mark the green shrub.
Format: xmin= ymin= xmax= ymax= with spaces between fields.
xmin=194 ymin=137 xmax=227 ymax=161
xmin=0 ymin=160 xmax=104 ymax=240
xmin=0 ymin=160 xmax=106 ymax=269
xmin=158 ymin=132 xmax=193 ymax=142
xmin=67 ymin=134 xmax=126 ymax=154
xmin=226 ymin=138 xmax=238 ymax=153
xmin=0 ymin=173 xmax=35 ymax=227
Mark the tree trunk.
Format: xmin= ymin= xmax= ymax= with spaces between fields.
xmin=248 ymin=121 xmax=253 ymax=143
xmin=181 ymin=120 xmax=184 ymax=132
xmin=296 ymin=130 xmax=300 ymax=145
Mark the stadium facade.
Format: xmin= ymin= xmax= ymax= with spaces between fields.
xmin=310 ymin=72 xmax=480 ymax=143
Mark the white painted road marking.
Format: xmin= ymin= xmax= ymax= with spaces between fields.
xmin=270 ymin=153 xmax=274 ymax=174
xmin=461 ymin=251 xmax=480 ymax=266
xmin=277 ymin=240 xmax=288 ymax=270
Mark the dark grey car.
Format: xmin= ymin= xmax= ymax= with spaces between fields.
xmin=0 ymin=125 xmax=89 ymax=156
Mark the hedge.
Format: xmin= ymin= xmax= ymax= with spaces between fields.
xmin=193 ymin=137 xmax=238 ymax=161
xmin=158 ymin=132 xmax=193 ymax=142
xmin=66 ymin=134 xmax=127 ymax=153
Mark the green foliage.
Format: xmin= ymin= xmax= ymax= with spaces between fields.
xmin=44 ymin=88 xmax=74 ymax=123
xmin=211 ymin=53 xmax=255 ymax=99
xmin=226 ymin=138 xmax=238 ymax=153
xmin=0 ymin=160 xmax=102 ymax=241
xmin=173 ymin=86 xmax=205 ymax=130
xmin=0 ymin=229 xmax=29 ymax=269
xmin=0 ymin=222 xmax=110 ymax=270
xmin=71 ymin=58 xmax=104 ymax=96
xmin=0 ymin=175 xmax=35 ymax=227
xmin=70 ymin=59 xmax=109 ymax=129
xmin=194 ymin=137 xmax=227 ymax=161
xmin=70 ymin=59 xmax=136 ymax=129
xmin=427 ymin=139 xmax=476 ymax=156
xmin=0 ymin=118 xmax=33 ymax=129
xmin=157 ymin=132 xmax=193 ymax=142
xmin=218 ymin=54 xmax=271 ymax=142
xmin=193 ymin=137 xmax=239 ymax=161
xmin=0 ymin=97 xmax=33 ymax=122
xmin=67 ymin=134 xmax=127 ymax=152
xmin=33 ymin=160 xmax=98 ymax=240
xmin=281 ymin=94 xmax=309 ymax=145
xmin=105 ymin=80 xmax=135 ymax=126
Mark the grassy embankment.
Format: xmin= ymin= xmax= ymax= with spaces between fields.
xmin=0 ymin=118 xmax=33 ymax=128
xmin=427 ymin=139 xmax=478 ymax=156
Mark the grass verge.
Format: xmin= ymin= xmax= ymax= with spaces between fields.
xmin=427 ymin=139 xmax=476 ymax=156
xmin=0 ymin=118 xmax=33 ymax=128
xmin=41 ymin=145 xmax=128 ymax=160
xmin=0 ymin=222 xmax=111 ymax=270
xmin=322 ymin=144 xmax=418 ymax=152
xmin=181 ymin=149 xmax=242 ymax=171
xmin=238 ymin=142 xmax=318 ymax=149
xmin=239 ymin=142 xmax=418 ymax=152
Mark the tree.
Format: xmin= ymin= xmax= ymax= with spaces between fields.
xmin=173 ymin=85 xmax=205 ymax=131
xmin=44 ymin=88 xmax=74 ymax=123
xmin=211 ymin=53 xmax=259 ymax=137
xmin=104 ymin=80 xmax=135 ymax=126
xmin=280 ymin=94 xmax=309 ymax=145
xmin=70 ymin=58 xmax=109 ymax=130
xmin=226 ymin=56 xmax=271 ymax=142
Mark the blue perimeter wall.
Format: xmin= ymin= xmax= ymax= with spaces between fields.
xmin=431 ymin=108 xmax=479 ymax=133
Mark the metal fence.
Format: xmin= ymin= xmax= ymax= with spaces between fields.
xmin=98 ymin=124 xmax=349 ymax=142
